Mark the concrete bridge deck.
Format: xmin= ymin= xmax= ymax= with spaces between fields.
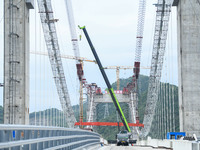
xmin=98 ymin=145 xmax=169 ymax=150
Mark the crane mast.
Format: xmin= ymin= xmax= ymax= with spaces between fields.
xmin=133 ymin=0 xmax=147 ymax=84
xmin=133 ymin=0 xmax=146 ymax=93
xmin=119 ymin=0 xmax=147 ymax=136
xmin=134 ymin=0 xmax=146 ymax=64
xmin=79 ymin=26 xmax=131 ymax=132
xmin=130 ymin=0 xmax=147 ymax=132
xmin=64 ymin=0 xmax=80 ymax=61
xmin=64 ymin=0 xmax=85 ymax=127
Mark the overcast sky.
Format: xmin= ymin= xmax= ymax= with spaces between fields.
xmin=0 ymin=0 xmax=178 ymax=112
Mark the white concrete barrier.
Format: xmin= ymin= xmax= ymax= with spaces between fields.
xmin=173 ymin=140 xmax=192 ymax=150
xmin=136 ymin=137 xmax=199 ymax=150
xmin=100 ymin=138 xmax=108 ymax=145
xmin=157 ymin=139 xmax=172 ymax=148
xmin=103 ymin=139 xmax=108 ymax=145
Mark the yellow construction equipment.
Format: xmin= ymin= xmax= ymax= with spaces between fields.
xmin=104 ymin=66 xmax=150 ymax=90
xmin=30 ymin=51 xmax=96 ymax=63
xmin=30 ymin=50 xmax=96 ymax=128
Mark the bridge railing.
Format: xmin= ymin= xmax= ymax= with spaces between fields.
xmin=0 ymin=125 xmax=100 ymax=150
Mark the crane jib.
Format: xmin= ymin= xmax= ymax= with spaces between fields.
xmin=79 ymin=25 xmax=131 ymax=132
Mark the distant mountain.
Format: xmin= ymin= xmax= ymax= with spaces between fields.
xmin=95 ymin=75 xmax=179 ymax=140
xmin=0 ymin=74 xmax=179 ymax=140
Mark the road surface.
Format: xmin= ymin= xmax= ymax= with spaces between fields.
xmin=98 ymin=145 xmax=170 ymax=150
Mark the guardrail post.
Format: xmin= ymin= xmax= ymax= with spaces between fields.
xmin=31 ymin=130 xmax=37 ymax=150
xmin=40 ymin=130 xmax=44 ymax=150
xmin=49 ymin=130 xmax=53 ymax=147
xmin=43 ymin=130 xmax=48 ymax=148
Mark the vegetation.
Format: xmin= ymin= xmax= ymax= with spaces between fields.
xmin=0 ymin=75 xmax=179 ymax=140
xmin=94 ymin=75 xmax=179 ymax=140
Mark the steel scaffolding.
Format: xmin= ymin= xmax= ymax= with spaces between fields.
xmin=140 ymin=0 xmax=173 ymax=138
xmin=37 ymin=0 xmax=76 ymax=128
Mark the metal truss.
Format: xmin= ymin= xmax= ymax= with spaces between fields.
xmin=64 ymin=0 xmax=80 ymax=62
xmin=37 ymin=0 xmax=76 ymax=127
xmin=135 ymin=0 xmax=146 ymax=63
xmin=87 ymin=85 xmax=97 ymax=125
xmin=130 ymin=0 xmax=146 ymax=130
xmin=104 ymin=103 xmax=109 ymax=119
xmin=129 ymin=92 xmax=139 ymax=139
xmin=140 ymin=0 xmax=173 ymax=138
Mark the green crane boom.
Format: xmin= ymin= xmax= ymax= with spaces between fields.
xmin=79 ymin=25 xmax=131 ymax=132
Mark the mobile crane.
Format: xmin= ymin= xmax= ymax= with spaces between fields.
xmin=78 ymin=26 xmax=131 ymax=132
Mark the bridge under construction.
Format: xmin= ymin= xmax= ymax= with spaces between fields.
xmin=0 ymin=0 xmax=200 ymax=149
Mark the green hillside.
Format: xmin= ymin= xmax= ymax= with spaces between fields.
xmin=95 ymin=75 xmax=179 ymax=140
xmin=0 ymin=75 xmax=179 ymax=140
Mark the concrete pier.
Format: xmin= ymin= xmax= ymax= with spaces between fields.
xmin=3 ymin=0 xmax=33 ymax=124
xmin=175 ymin=0 xmax=200 ymax=136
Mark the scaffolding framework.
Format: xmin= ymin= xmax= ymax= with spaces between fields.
xmin=104 ymin=103 xmax=109 ymax=119
xmin=140 ymin=0 xmax=173 ymax=138
xmin=37 ymin=0 xmax=76 ymax=127
xmin=87 ymin=84 xmax=97 ymax=124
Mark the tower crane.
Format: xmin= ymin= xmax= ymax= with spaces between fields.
xmin=30 ymin=50 xmax=96 ymax=128
xmin=104 ymin=66 xmax=150 ymax=90
xmin=129 ymin=0 xmax=147 ymax=133
xmin=30 ymin=51 xmax=96 ymax=63
xmin=64 ymin=0 xmax=90 ymax=128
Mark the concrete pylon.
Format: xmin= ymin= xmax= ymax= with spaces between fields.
xmin=3 ymin=0 xmax=34 ymax=124
xmin=174 ymin=0 xmax=200 ymax=136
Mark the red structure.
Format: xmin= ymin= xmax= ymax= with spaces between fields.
xmin=122 ymin=87 xmax=129 ymax=95
xmin=134 ymin=62 xmax=140 ymax=79
xmin=75 ymin=122 xmax=144 ymax=127
xmin=96 ymin=87 xmax=103 ymax=95
xmin=76 ymin=63 xmax=83 ymax=81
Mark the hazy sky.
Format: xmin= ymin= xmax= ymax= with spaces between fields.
xmin=0 ymin=0 xmax=178 ymax=112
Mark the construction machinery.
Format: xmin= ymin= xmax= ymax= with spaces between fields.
xmin=141 ymin=0 xmax=173 ymax=138
xmin=116 ymin=130 xmax=132 ymax=146
xmin=79 ymin=26 xmax=131 ymax=132
xmin=104 ymin=66 xmax=150 ymax=90
xmin=104 ymin=66 xmax=132 ymax=91
xmin=131 ymin=0 xmax=147 ymax=126
xmin=30 ymin=50 xmax=96 ymax=128
xmin=30 ymin=51 xmax=96 ymax=63
xmin=37 ymin=0 xmax=76 ymax=127
xmin=64 ymin=0 xmax=94 ymax=128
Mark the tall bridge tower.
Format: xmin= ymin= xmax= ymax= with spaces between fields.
xmin=174 ymin=0 xmax=200 ymax=136
xmin=3 ymin=0 xmax=34 ymax=124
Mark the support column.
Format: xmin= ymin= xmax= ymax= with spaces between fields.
xmin=175 ymin=0 xmax=200 ymax=136
xmin=4 ymin=0 xmax=34 ymax=124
